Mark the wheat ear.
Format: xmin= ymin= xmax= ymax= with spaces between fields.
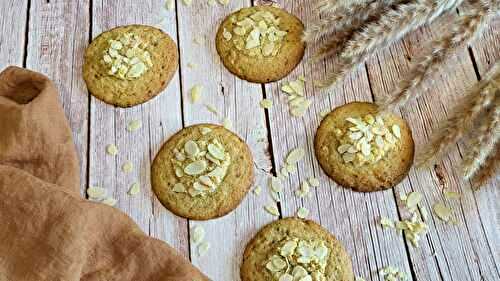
xmin=316 ymin=0 xmax=374 ymax=14
xmin=462 ymin=100 xmax=500 ymax=180
xmin=317 ymin=0 xmax=464 ymax=87
xmin=304 ymin=0 xmax=397 ymax=43
xmin=378 ymin=1 xmax=495 ymax=112
xmin=342 ymin=0 xmax=464 ymax=58
xmin=471 ymin=143 xmax=499 ymax=189
xmin=415 ymin=62 xmax=500 ymax=167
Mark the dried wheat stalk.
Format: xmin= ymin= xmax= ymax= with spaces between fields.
xmin=378 ymin=0 xmax=497 ymax=112
xmin=317 ymin=0 xmax=374 ymax=13
xmin=416 ymin=62 xmax=500 ymax=167
xmin=317 ymin=0 xmax=464 ymax=87
xmin=462 ymin=99 xmax=500 ymax=180
xmin=471 ymin=144 xmax=499 ymax=189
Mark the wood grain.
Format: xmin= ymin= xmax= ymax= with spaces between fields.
xmin=175 ymin=1 xmax=275 ymax=279
xmin=26 ymin=0 xmax=90 ymax=195
xmin=365 ymin=11 xmax=499 ymax=281
xmin=89 ymin=0 xmax=189 ymax=257
xmin=1 ymin=0 xmax=498 ymax=280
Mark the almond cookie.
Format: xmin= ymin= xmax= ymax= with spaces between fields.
xmin=83 ymin=25 xmax=178 ymax=107
xmin=314 ymin=102 xmax=414 ymax=192
xmin=241 ymin=218 xmax=354 ymax=281
xmin=216 ymin=6 xmax=305 ymax=83
xmin=151 ymin=124 xmax=254 ymax=220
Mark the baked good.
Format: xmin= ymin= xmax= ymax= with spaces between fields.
xmin=83 ymin=24 xmax=178 ymax=107
xmin=215 ymin=6 xmax=305 ymax=83
xmin=241 ymin=218 xmax=354 ymax=281
xmin=314 ymin=102 xmax=414 ymax=192
xmin=151 ymin=124 xmax=254 ymax=220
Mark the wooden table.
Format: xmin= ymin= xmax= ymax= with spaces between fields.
xmin=1 ymin=1 xmax=498 ymax=280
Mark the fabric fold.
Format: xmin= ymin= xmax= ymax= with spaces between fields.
xmin=0 ymin=66 xmax=209 ymax=281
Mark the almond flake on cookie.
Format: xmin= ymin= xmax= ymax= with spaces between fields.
xmin=171 ymin=131 xmax=231 ymax=198
xmin=265 ymin=238 xmax=329 ymax=281
xmin=102 ymin=33 xmax=153 ymax=80
xmin=335 ymin=114 xmax=402 ymax=166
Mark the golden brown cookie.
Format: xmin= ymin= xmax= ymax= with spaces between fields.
xmin=151 ymin=124 xmax=254 ymax=220
xmin=83 ymin=25 xmax=178 ymax=107
xmin=241 ymin=218 xmax=354 ymax=281
xmin=215 ymin=6 xmax=305 ymax=83
xmin=314 ymin=102 xmax=414 ymax=192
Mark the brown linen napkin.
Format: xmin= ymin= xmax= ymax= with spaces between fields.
xmin=0 ymin=66 xmax=209 ymax=281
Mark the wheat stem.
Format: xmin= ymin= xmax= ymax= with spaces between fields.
xmin=471 ymin=143 xmax=499 ymax=189
xmin=415 ymin=62 xmax=500 ymax=167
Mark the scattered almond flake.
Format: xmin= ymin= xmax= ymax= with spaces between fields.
xmin=102 ymin=197 xmax=117 ymax=206
xmin=165 ymin=0 xmax=174 ymax=10
xmin=205 ymin=104 xmax=219 ymax=115
xmin=121 ymin=161 xmax=133 ymax=173
xmin=208 ymin=0 xmax=217 ymax=6
xmin=355 ymin=277 xmax=366 ymax=281
xmin=286 ymin=164 xmax=297 ymax=173
xmin=127 ymin=182 xmax=140 ymax=196
xmin=444 ymin=191 xmax=461 ymax=200
xmin=264 ymin=204 xmax=280 ymax=216
xmin=253 ymin=185 xmax=262 ymax=195
xmin=297 ymin=207 xmax=309 ymax=219
xmin=395 ymin=217 xmax=428 ymax=248
xmin=380 ymin=217 xmax=395 ymax=228
xmin=106 ymin=144 xmax=118 ymax=156
xmin=420 ymin=207 xmax=429 ymax=221
xmin=279 ymin=167 xmax=289 ymax=178
xmin=191 ymin=226 xmax=205 ymax=245
xmin=286 ymin=147 xmax=305 ymax=165
xmin=127 ymin=119 xmax=142 ymax=132
xmin=173 ymin=182 xmax=187 ymax=193
xmin=433 ymin=203 xmax=452 ymax=222
xmin=187 ymin=62 xmax=197 ymax=69
xmin=217 ymin=0 xmax=230 ymax=5
xmin=269 ymin=190 xmax=281 ymax=203
xmin=399 ymin=191 xmax=408 ymax=201
xmin=182 ymin=0 xmax=192 ymax=6
xmin=193 ymin=35 xmax=203 ymax=45
xmin=87 ymin=186 xmax=106 ymax=200
xmin=270 ymin=190 xmax=281 ymax=202
xmin=269 ymin=177 xmax=283 ymax=193
xmin=379 ymin=266 xmax=407 ymax=281
xmin=260 ymin=99 xmax=273 ymax=109
xmin=405 ymin=191 xmax=422 ymax=209
xmin=190 ymin=85 xmax=202 ymax=103
xmin=223 ymin=118 xmax=232 ymax=129
xmin=197 ymin=242 xmax=210 ymax=257
xmin=308 ymin=177 xmax=320 ymax=187
xmin=319 ymin=110 xmax=329 ymax=118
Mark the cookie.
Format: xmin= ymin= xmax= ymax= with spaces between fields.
xmin=83 ymin=25 xmax=178 ymax=107
xmin=241 ymin=218 xmax=354 ymax=281
xmin=314 ymin=102 xmax=414 ymax=192
xmin=151 ymin=124 xmax=254 ymax=220
xmin=215 ymin=6 xmax=305 ymax=83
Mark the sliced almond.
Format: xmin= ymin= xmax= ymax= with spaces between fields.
xmin=127 ymin=120 xmax=142 ymax=132
xmin=102 ymin=197 xmax=117 ymax=206
xmin=208 ymin=143 xmax=226 ymax=160
xmin=260 ymin=99 xmax=273 ymax=109
xmin=406 ymin=192 xmax=423 ymax=209
xmin=197 ymin=242 xmax=210 ymax=257
xmin=165 ymin=0 xmax=174 ymax=10
xmin=106 ymin=144 xmax=118 ymax=156
xmin=269 ymin=177 xmax=283 ymax=193
xmin=87 ymin=186 xmax=106 ymax=199
xmin=444 ymin=191 xmax=461 ymax=200
xmin=308 ymin=177 xmax=320 ymax=187
xmin=279 ymin=274 xmax=293 ymax=281
xmin=297 ymin=207 xmax=309 ymax=219
xmin=264 ymin=204 xmax=280 ymax=216
xmin=128 ymin=182 xmax=140 ymax=196
xmin=190 ymin=85 xmax=202 ymax=103
xmin=433 ymin=203 xmax=452 ymax=222
xmin=191 ymin=225 xmax=205 ymax=244
xmin=253 ymin=185 xmax=262 ymax=195
xmin=223 ymin=118 xmax=232 ymax=130
xmin=184 ymin=140 xmax=200 ymax=157
xmin=392 ymin=124 xmax=401 ymax=139
xmin=173 ymin=182 xmax=187 ymax=193
xmin=286 ymin=147 xmax=305 ymax=165
xmin=184 ymin=160 xmax=207 ymax=175
xmin=380 ymin=217 xmax=394 ymax=228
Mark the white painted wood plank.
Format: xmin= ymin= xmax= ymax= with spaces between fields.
xmin=366 ymin=12 xmax=499 ymax=281
xmin=265 ymin=1 xmax=414 ymax=281
xmin=175 ymin=1 xmax=274 ymax=279
xmin=0 ymin=0 xmax=27 ymax=69
xmin=26 ymin=0 xmax=90 ymax=195
xmin=90 ymin=0 xmax=189 ymax=256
